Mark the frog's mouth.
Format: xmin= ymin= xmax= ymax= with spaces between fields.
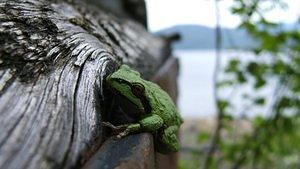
xmin=115 ymin=93 xmax=147 ymax=120
xmin=136 ymin=93 xmax=151 ymax=115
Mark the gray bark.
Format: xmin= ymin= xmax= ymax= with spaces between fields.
xmin=0 ymin=0 xmax=169 ymax=168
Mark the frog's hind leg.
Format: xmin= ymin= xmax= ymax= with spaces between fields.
xmin=117 ymin=114 xmax=164 ymax=138
xmin=157 ymin=126 xmax=180 ymax=154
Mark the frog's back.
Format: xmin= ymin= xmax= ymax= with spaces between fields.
xmin=143 ymin=80 xmax=183 ymax=126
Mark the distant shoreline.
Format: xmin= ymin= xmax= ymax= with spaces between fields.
xmin=157 ymin=24 xmax=256 ymax=50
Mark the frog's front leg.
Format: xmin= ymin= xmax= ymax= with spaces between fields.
xmin=117 ymin=114 xmax=164 ymax=138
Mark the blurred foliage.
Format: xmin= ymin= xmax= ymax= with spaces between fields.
xmin=211 ymin=0 xmax=300 ymax=168
xmin=179 ymin=1 xmax=299 ymax=168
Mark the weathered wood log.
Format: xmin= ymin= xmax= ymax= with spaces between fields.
xmin=0 ymin=0 xmax=172 ymax=168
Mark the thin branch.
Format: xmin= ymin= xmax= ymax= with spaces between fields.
xmin=203 ymin=0 xmax=223 ymax=168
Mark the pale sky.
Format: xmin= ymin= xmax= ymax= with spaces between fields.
xmin=146 ymin=0 xmax=300 ymax=32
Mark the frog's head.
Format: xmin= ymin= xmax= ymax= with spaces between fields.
xmin=106 ymin=65 xmax=146 ymax=110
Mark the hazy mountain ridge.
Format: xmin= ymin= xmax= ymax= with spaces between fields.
xmin=156 ymin=24 xmax=257 ymax=50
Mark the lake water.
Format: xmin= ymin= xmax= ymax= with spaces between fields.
xmin=175 ymin=50 xmax=273 ymax=118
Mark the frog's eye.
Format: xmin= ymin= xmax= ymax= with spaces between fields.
xmin=131 ymin=83 xmax=145 ymax=96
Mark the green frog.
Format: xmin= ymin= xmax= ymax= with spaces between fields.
xmin=103 ymin=64 xmax=183 ymax=154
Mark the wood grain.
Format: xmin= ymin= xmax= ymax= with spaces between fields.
xmin=0 ymin=0 xmax=169 ymax=168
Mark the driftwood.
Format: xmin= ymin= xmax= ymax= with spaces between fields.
xmin=0 ymin=0 xmax=172 ymax=168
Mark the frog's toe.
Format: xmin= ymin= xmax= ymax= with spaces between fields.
xmin=117 ymin=124 xmax=141 ymax=138
xmin=102 ymin=122 xmax=128 ymax=131
xmin=102 ymin=122 xmax=113 ymax=127
xmin=116 ymin=131 xmax=128 ymax=138
xmin=156 ymin=126 xmax=180 ymax=154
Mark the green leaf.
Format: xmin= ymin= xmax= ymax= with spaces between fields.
xmin=254 ymin=77 xmax=266 ymax=89
xmin=254 ymin=97 xmax=265 ymax=105
xmin=237 ymin=71 xmax=247 ymax=83
xmin=272 ymin=60 xmax=286 ymax=74
xmin=231 ymin=7 xmax=245 ymax=14
xmin=277 ymin=97 xmax=292 ymax=109
xmin=217 ymin=100 xmax=229 ymax=111
xmin=253 ymin=116 xmax=265 ymax=127
xmin=217 ymin=80 xmax=235 ymax=88
xmin=225 ymin=59 xmax=240 ymax=73
xmin=197 ymin=132 xmax=211 ymax=144
xmin=246 ymin=62 xmax=268 ymax=77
